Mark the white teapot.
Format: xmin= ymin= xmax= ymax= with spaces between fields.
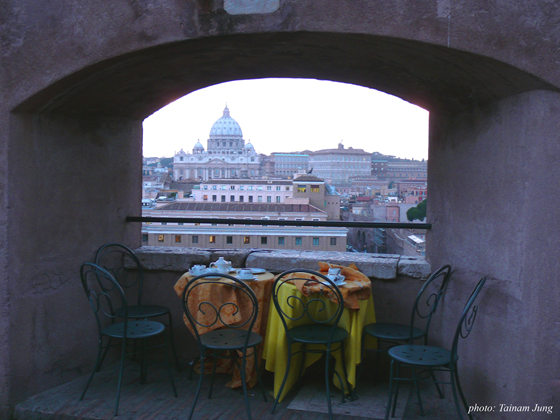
xmin=211 ymin=257 xmax=232 ymax=274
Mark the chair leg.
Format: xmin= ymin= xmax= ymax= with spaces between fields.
xmin=253 ymin=347 xmax=268 ymax=402
xmin=96 ymin=336 xmax=112 ymax=372
xmin=114 ymin=337 xmax=128 ymax=417
xmin=385 ymin=359 xmax=396 ymax=420
xmin=240 ymin=350 xmax=253 ymax=420
xmin=271 ymin=341 xmax=293 ymax=414
xmin=188 ymin=353 xmax=206 ymax=420
xmin=164 ymin=330 xmax=178 ymax=398
xmin=390 ymin=361 xmax=401 ymax=418
xmin=80 ymin=338 xmax=104 ymax=401
xmin=429 ymin=368 xmax=445 ymax=398
xmin=339 ymin=342 xmax=353 ymax=401
xmin=452 ymin=364 xmax=471 ymax=420
xmin=208 ymin=353 xmax=219 ymax=399
xmin=167 ymin=312 xmax=181 ymax=372
xmin=324 ymin=348 xmax=334 ymax=420
xmin=411 ymin=367 xmax=424 ymax=416
xmin=140 ymin=338 xmax=147 ymax=384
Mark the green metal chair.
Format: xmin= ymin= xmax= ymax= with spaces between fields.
xmin=95 ymin=243 xmax=181 ymax=371
xmin=79 ymin=262 xmax=177 ymax=416
xmin=360 ymin=264 xmax=452 ymax=385
xmin=384 ymin=276 xmax=487 ymax=420
xmin=270 ymin=269 xmax=351 ymax=420
xmin=181 ymin=273 xmax=268 ymax=420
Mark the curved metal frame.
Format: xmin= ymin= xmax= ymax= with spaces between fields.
xmin=270 ymin=268 xmax=351 ymax=420
xmin=385 ymin=276 xmax=487 ymax=420
xmin=360 ymin=264 xmax=452 ymax=389
xmin=79 ymin=262 xmax=177 ymax=416
xmin=181 ymin=273 xmax=268 ymax=420
xmin=95 ymin=242 xmax=181 ymax=371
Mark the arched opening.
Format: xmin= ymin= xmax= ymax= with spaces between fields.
xmin=6 ymin=28 xmax=560 ymax=417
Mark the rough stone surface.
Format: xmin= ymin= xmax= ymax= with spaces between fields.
xmin=397 ymin=256 xmax=432 ymax=279
xmin=135 ymin=246 xmax=212 ymax=271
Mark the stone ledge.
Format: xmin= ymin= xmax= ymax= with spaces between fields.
xmin=135 ymin=247 xmax=430 ymax=280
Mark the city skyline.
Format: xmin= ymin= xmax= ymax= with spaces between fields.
xmin=142 ymin=78 xmax=429 ymax=160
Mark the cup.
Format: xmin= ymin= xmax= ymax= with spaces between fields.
xmin=190 ymin=265 xmax=206 ymax=275
xmin=328 ymin=267 xmax=341 ymax=276
xmin=206 ymin=267 xmax=219 ymax=274
xmin=237 ymin=268 xmax=253 ymax=279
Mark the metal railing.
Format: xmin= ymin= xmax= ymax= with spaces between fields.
xmin=126 ymin=216 xmax=431 ymax=230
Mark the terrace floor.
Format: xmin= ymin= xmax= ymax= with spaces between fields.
xmin=14 ymin=357 xmax=460 ymax=420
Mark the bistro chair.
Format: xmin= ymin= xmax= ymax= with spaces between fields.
xmin=181 ymin=273 xmax=268 ymax=420
xmin=95 ymin=242 xmax=181 ymax=371
xmin=271 ymin=269 xmax=351 ymax=420
xmin=384 ymin=276 xmax=487 ymax=420
xmin=360 ymin=264 xmax=452 ymax=386
xmin=79 ymin=262 xmax=177 ymax=416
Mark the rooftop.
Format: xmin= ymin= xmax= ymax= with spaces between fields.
xmin=154 ymin=202 xmax=325 ymax=213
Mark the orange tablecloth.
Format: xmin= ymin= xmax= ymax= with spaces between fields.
xmin=174 ymin=270 xmax=274 ymax=389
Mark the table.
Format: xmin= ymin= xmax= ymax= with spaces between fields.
xmin=174 ymin=270 xmax=275 ymax=389
xmin=263 ymin=275 xmax=377 ymax=402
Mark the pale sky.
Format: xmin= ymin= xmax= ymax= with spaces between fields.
xmin=142 ymin=78 xmax=429 ymax=160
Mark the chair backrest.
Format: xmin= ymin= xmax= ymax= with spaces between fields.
xmin=450 ymin=276 xmax=487 ymax=360
xmin=272 ymin=269 xmax=345 ymax=343
xmin=181 ymin=273 xmax=259 ymax=350
xmin=95 ymin=243 xmax=144 ymax=305
xmin=80 ymin=262 xmax=128 ymax=337
xmin=409 ymin=264 xmax=452 ymax=342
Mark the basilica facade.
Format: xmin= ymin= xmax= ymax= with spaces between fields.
xmin=173 ymin=105 xmax=262 ymax=181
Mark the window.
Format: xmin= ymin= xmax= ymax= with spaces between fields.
xmin=239 ymin=196 xmax=244 ymax=202
xmin=142 ymin=234 xmax=148 ymax=242
xmin=230 ymin=195 xmax=235 ymax=202
xmin=297 ymin=186 xmax=306 ymax=193
xmin=192 ymin=235 xmax=199 ymax=244
xmin=221 ymin=195 xmax=226 ymax=202
xmin=226 ymin=236 xmax=233 ymax=244
xmin=258 ymin=196 xmax=263 ymax=202
xmin=209 ymin=236 xmax=216 ymax=244
xmin=278 ymin=237 xmax=285 ymax=245
xmin=248 ymin=196 xmax=253 ymax=202
xmin=267 ymin=196 xmax=272 ymax=203
xmin=276 ymin=186 xmax=281 ymax=191
xmin=175 ymin=235 xmax=181 ymax=243
xmin=311 ymin=185 xmax=320 ymax=193
xmin=162 ymin=222 xmax=167 ymax=225
xmin=158 ymin=235 xmax=164 ymax=243
xmin=330 ymin=237 xmax=337 ymax=246
xmin=230 ymin=185 xmax=235 ymax=190
xmin=276 ymin=196 xmax=281 ymax=203
xmin=202 ymin=195 xmax=208 ymax=201
xmin=313 ymin=238 xmax=320 ymax=246
xmin=261 ymin=237 xmax=268 ymax=245
xmin=243 ymin=236 xmax=250 ymax=244
xmin=261 ymin=217 xmax=269 ymax=227
xmin=212 ymin=195 xmax=217 ymax=202
xmin=295 ymin=237 xmax=302 ymax=246
xmin=286 ymin=186 xmax=290 ymax=191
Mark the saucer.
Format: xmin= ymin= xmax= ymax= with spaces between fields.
xmin=189 ymin=269 xmax=207 ymax=276
xmin=250 ymin=268 xmax=266 ymax=274
xmin=238 ymin=275 xmax=256 ymax=281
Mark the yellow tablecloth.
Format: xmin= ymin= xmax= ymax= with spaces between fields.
xmin=263 ymin=282 xmax=377 ymax=401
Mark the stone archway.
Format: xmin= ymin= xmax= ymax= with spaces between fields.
xmin=3 ymin=2 xmax=560 ymax=417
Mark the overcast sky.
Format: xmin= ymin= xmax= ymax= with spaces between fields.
xmin=142 ymin=78 xmax=429 ymax=160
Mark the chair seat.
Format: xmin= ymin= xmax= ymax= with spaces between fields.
xmin=388 ymin=344 xmax=457 ymax=367
xmin=201 ymin=329 xmax=263 ymax=350
xmin=289 ymin=324 xmax=348 ymax=345
xmin=363 ymin=322 xmax=425 ymax=341
xmin=103 ymin=320 xmax=165 ymax=339
xmin=116 ymin=304 xmax=170 ymax=319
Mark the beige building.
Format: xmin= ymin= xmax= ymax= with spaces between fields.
xmin=292 ymin=174 xmax=341 ymax=220
xmin=192 ymin=179 xmax=293 ymax=203
xmin=309 ymin=143 xmax=372 ymax=185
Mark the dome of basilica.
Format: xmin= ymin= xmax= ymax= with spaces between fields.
xmin=193 ymin=140 xmax=204 ymax=149
xmin=209 ymin=105 xmax=243 ymax=138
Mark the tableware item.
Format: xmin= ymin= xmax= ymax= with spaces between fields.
xmin=189 ymin=265 xmax=206 ymax=275
xmin=250 ymin=268 xmax=266 ymax=274
xmin=206 ymin=267 xmax=219 ymax=274
xmin=211 ymin=257 xmax=232 ymax=274
xmin=334 ymin=275 xmax=346 ymax=286
xmin=237 ymin=268 xmax=254 ymax=280
xmin=328 ymin=267 xmax=341 ymax=276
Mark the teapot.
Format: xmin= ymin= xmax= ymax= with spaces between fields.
xmin=211 ymin=257 xmax=232 ymax=274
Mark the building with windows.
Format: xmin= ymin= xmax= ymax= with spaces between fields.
xmin=273 ymin=153 xmax=309 ymax=178
xmin=386 ymin=161 xmax=427 ymax=180
xmin=172 ymin=105 xmax=261 ymax=181
xmin=191 ymin=179 xmax=293 ymax=203
xmin=309 ymin=143 xmax=372 ymax=185
xmin=141 ymin=201 xmax=347 ymax=251
xmin=292 ymin=174 xmax=341 ymax=220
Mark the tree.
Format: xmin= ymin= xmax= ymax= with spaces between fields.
xmin=406 ymin=200 xmax=427 ymax=222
